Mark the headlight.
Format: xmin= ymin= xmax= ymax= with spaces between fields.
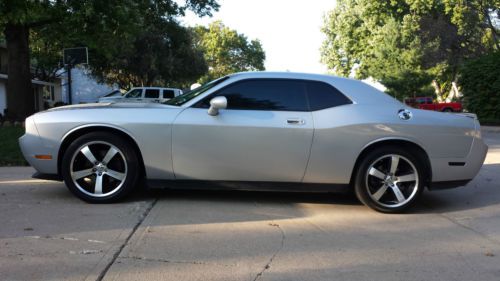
xmin=24 ymin=116 xmax=39 ymax=136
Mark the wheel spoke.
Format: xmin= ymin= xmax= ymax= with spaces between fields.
xmin=81 ymin=146 xmax=98 ymax=164
xmin=72 ymin=168 xmax=94 ymax=180
xmin=398 ymin=173 xmax=416 ymax=182
xmin=106 ymin=169 xmax=125 ymax=181
xmin=94 ymin=174 xmax=103 ymax=194
xmin=369 ymin=167 xmax=386 ymax=180
xmin=102 ymin=147 xmax=118 ymax=164
xmin=390 ymin=184 xmax=406 ymax=203
xmin=390 ymin=156 xmax=400 ymax=174
xmin=372 ymin=184 xmax=389 ymax=201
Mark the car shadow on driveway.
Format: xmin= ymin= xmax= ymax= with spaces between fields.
xmin=130 ymin=162 xmax=500 ymax=216
xmin=415 ymin=163 xmax=500 ymax=214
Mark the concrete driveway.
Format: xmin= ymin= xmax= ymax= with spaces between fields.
xmin=1 ymin=129 xmax=499 ymax=281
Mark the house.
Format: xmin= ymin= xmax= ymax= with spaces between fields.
xmin=0 ymin=42 xmax=117 ymax=117
xmin=0 ymin=42 xmax=63 ymax=116
xmin=58 ymin=66 xmax=117 ymax=104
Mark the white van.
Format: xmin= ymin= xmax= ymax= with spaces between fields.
xmin=98 ymin=87 xmax=182 ymax=103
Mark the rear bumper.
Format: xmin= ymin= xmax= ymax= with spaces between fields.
xmin=429 ymin=125 xmax=488 ymax=184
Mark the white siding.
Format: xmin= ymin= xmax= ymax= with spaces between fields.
xmin=0 ymin=81 xmax=6 ymax=116
xmin=60 ymin=67 xmax=117 ymax=104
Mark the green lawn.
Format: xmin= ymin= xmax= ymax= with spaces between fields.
xmin=0 ymin=126 xmax=28 ymax=166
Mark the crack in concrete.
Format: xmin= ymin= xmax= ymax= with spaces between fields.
xmin=252 ymin=222 xmax=285 ymax=281
xmin=120 ymin=256 xmax=236 ymax=267
xmin=436 ymin=212 xmax=500 ymax=246
xmin=95 ymin=199 xmax=158 ymax=281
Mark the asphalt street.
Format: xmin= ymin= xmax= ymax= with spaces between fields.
xmin=1 ymin=129 xmax=499 ymax=281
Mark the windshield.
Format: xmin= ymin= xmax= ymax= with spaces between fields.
xmin=164 ymin=76 xmax=230 ymax=106
xmin=104 ymin=90 xmax=121 ymax=97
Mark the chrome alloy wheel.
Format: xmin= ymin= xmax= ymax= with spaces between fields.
xmin=70 ymin=141 xmax=128 ymax=197
xmin=365 ymin=154 xmax=419 ymax=208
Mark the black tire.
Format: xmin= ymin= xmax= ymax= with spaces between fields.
xmin=61 ymin=131 xmax=140 ymax=203
xmin=442 ymin=108 xmax=453 ymax=112
xmin=354 ymin=146 xmax=425 ymax=213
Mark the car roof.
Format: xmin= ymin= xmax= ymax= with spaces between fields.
xmin=227 ymin=71 xmax=400 ymax=105
xmin=130 ymin=87 xmax=180 ymax=90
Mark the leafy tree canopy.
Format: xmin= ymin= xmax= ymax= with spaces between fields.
xmin=0 ymin=0 xmax=219 ymax=119
xmin=321 ymin=0 xmax=499 ymax=99
xmin=192 ymin=21 xmax=266 ymax=83
xmin=459 ymin=51 xmax=500 ymax=122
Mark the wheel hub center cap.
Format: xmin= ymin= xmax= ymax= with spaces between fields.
xmin=384 ymin=175 xmax=397 ymax=185
xmin=95 ymin=163 xmax=106 ymax=173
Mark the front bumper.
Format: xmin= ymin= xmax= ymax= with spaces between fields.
xmin=18 ymin=117 xmax=59 ymax=176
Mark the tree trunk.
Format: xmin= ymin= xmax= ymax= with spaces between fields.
xmin=432 ymin=80 xmax=444 ymax=102
xmin=447 ymin=81 xmax=460 ymax=102
xmin=4 ymin=24 xmax=34 ymax=120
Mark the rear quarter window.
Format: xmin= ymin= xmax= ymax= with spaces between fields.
xmin=306 ymin=81 xmax=351 ymax=110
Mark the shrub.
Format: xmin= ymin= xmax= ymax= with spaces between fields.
xmin=459 ymin=52 xmax=500 ymax=122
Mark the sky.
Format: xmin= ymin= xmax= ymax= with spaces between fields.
xmin=179 ymin=0 xmax=337 ymax=74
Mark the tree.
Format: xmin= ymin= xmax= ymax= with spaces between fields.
xmin=459 ymin=52 xmax=500 ymax=122
xmin=192 ymin=21 xmax=266 ymax=83
xmin=87 ymin=5 xmax=210 ymax=89
xmin=0 ymin=0 xmax=219 ymax=120
xmin=321 ymin=0 xmax=498 ymax=100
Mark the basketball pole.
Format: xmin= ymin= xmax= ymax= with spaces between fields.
xmin=67 ymin=63 xmax=72 ymax=105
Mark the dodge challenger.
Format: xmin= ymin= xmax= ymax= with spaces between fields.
xmin=19 ymin=72 xmax=488 ymax=212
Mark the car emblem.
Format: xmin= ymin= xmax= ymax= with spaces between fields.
xmin=398 ymin=109 xmax=413 ymax=120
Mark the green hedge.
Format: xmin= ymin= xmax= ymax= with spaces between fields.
xmin=459 ymin=52 xmax=500 ymax=122
xmin=0 ymin=126 xmax=28 ymax=166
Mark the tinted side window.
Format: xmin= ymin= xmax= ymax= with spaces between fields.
xmin=163 ymin=90 xmax=175 ymax=99
xmin=416 ymin=98 xmax=426 ymax=104
xmin=306 ymin=81 xmax=351 ymax=110
xmin=125 ymin=89 xmax=142 ymax=98
xmin=196 ymin=79 xmax=308 ymax=111
xmin=145 ymin=89 xmax=160 ymax=99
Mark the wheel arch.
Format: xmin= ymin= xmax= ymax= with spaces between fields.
xmin=349 ymin=138 xmax=432 ymax=188
xmin=58 ymin=125 xmax=146 ymax=178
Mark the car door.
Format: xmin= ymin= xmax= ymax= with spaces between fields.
xmin=172 ymin=79 xmax=314 ymax=182
xmin=144 ymin=89 xmax=161 ymax=103
xmin=123 ymin=88 xmax=143 ymax=103
xmin=162 ymin=89 xmax=176 ymax=102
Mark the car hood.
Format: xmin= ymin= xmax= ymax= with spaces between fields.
xmin=44 ymin=102 xmax=179 ymax=112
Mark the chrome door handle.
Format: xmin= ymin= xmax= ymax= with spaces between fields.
xmin=287 ymin=118 xmax=305 ymax=125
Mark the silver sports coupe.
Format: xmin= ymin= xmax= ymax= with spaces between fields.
xmin=19 ymin=72 xmax=488 ymax=212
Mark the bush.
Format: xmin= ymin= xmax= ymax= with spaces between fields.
xmin=0 ymin=126 xmax=28 ymax=166
xmin=459 ymin=52 xmax=500 ymax=122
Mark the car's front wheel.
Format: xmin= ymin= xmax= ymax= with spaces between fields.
xmin=61 ymin=132 xmax=139 ymax=203
xmin=354 ymin=147 xmax=425 ymax=213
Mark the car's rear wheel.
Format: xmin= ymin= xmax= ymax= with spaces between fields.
xmin=354 ymin=146 xmax=425 ymax=213
xmin=442 ymin=108 xmax=453 ymax=112
xmin=61 ymin=132 xmax=139 ymax=203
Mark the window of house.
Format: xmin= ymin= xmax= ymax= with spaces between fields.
xmin=42 ymin=85 xmax=55 ymax=101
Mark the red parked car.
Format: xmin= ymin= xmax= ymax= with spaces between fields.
xmin=404 ymin=97 xmax=462 ymax=112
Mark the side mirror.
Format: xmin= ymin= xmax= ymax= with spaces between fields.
xmin=207 ymin=96 xmax=227 ymax=116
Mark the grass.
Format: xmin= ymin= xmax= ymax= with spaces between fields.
xmin=480 ymin=119 xmax=500 ymax=126
xmin=0 ymin=126 xmax=28 ymax=166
